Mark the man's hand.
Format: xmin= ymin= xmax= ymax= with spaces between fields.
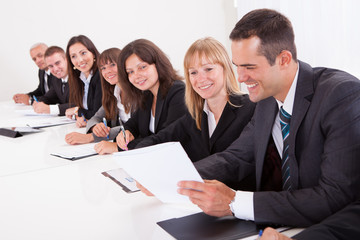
xmin=177 ymin=179 xmax=235 ymax=217
xmin=33 ymin=101 xmax=50 ymax=114
xmin=13 ymin=94 xmax=30 ymax=105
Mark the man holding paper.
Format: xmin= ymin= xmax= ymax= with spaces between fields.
xmin=176 ymin=9 xmax=360 ymax=228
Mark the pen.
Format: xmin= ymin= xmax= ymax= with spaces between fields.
xmin=256 ymin=229 xmax=263 ymax=240
xmin=81 ymin=113 xmax=87 ymax=123
xmin=33 ymin=95 xmax=38 ymax=102
xmin=103 ymin=117 xmax=109 ymax=139
xmin=118 ymin=116 xmax=127 ymax=150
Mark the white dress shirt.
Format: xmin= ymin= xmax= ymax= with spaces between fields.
xmin=80 ymin=71 xmax=93 ymax=110
xmin=203 ymin=100 xmax=217 ymax=138
xmin=114 ymin=85 xmax=131 ymax=122
xmin=49 ymin=76 xmax=68 ymax=115
xmin=231 ymin=64 xmax=299 ymax=221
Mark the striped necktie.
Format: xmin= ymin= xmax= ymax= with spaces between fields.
xmin=279 ymin=106 xmax=292 ymax=191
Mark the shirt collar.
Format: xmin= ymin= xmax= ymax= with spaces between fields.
xmin=275 ymin=63 xmax=299 ymax=115
xmin=79 ymin=70 xmax=93 ymax=83
xmin=45 ymin=69 xmax=51 ymax=76
xmin=61 ymin=75 xmax=68 ymax=83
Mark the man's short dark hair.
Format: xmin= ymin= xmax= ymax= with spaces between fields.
xmin=230 ymin=8 xmax=297 ymax=65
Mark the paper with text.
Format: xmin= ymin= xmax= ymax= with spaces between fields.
xmin=113 ymin=142 xmax=204 ymax=204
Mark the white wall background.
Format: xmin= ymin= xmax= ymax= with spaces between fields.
xmin=1 ymin=0 xmax=359 ymax=102
xmin=0 ymin=0 xmax=237 ymax=101
xmin=236 ymin=0 xmax=360 ymax=79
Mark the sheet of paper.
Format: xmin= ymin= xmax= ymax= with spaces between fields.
xmin=51 ymin=143 xmax=98 ymax=160
xmin=15 ymin=109 xmax=57 ymax=116
xmin=26 ymin=116 xmax=75 ymax=128
xmin=113 ymin=142 xmax=204 ymax=204
xmin=102 ymin=168 xmax=139 ymax=193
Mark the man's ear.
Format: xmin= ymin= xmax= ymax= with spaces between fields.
xmin=277 ymin=50 xmax=292 ymax=68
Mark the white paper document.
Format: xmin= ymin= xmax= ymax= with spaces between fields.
xmin=26 ymin=116 xmax=75 ymax=128
xmin=113 ymin=142 xmax=204 ymax=204
xmin=15 ymin=109 xmax=56 ymax=116
xmin=51 ymin=143 xmax=98 ymax=160
xmin=102 ymin=168 xmax=139 ymax=193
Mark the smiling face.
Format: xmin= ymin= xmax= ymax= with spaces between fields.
xmin=45 ymin=52 xmax=68 ymax=79
xmin=188 ymin=55 xmax=226 ymax=102
xmin=100 ymin=61 xmax=118 ymax=85
xmin=125 ymin=54 xmax=159 ymax=95
xmin=30 ymin=45 xmax=48 ymax=70
xmin=69 ymin=42 xmax=94 ymax=77
xmin=231 ymin=36 xmax=284 ymax=102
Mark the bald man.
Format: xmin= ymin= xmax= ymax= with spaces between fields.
xmin=13 ymin=43 xmax=55 ymax=105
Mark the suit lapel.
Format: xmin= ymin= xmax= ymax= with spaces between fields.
xmin=209 ymin=102 xmax=236 ymax=150
xmin=200 ymin=112 xmax=211 ymax=151
xmin=154 ymin=88 xmax=164 ymax=132
xmin=288 ymin=61 xmax=314 ymax=189
xmin=255 ymin=98 xmax=278 ymax=190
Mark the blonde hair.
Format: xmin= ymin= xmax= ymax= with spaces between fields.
xmin=184 ymin=37 xmax=243 ymax=130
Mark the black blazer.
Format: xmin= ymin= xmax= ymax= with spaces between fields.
xmin=136 ymin=94 xmax=255 ymax=162
xmin=28 ymin=69 xmax=55 ymax=98
xmin=123 ymin=80 xmax=187 ymax=149
xmin=294 ymin=200 xmax=360 ymax=239
xmin=39 ymin=77 xmax=70 ymax=116
xmin=76 ymin=70 xmax=102 ymax=119
xmin=195 ymin=61 xmax=360 ymax=227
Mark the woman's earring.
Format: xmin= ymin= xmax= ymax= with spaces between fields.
xmin=73 ymin=66 xmax=76 ymax=70
xmin=93 ymin=58 xmax=96 ymax=62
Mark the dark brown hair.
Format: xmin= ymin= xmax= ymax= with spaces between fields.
xmin=98 ymin=48 xmax=130 ymax=120
xmin=117 ymin=39 xmax=183 ymax=111
xmin=230 ymin=8 xmax=297 ymax=65
xmin=66 ymin=35 xmax=100 ymax=107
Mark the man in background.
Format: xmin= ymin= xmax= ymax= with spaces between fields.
xmin=13 ymin=43 xmax=54 ymax=105
xmin=32 ymin=46 xmax=70 ymax=116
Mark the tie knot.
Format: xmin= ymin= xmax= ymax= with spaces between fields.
xmin=279 ymin=106 xmax=291 ymax=125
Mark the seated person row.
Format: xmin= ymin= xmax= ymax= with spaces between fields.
xmin=32 ymin=46 xmax=70 ymax=116
xmin=65 ymin=35 xmax=103 ymax=127
xmin=13 ymin=43 xmax=55 ymax=105
xmin=65 ymin=48 xmax=130 ymax=155
xmin=134 ymin=37 xmax=256 ymax=170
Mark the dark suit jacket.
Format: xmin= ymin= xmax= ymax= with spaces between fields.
xmin=123 ymin=80 xmax=187 ymax=149
xmin=28 ymin=69 xmax=55 ymax=98
xmin=39 ymin=77 xmax=70 ymax=116
xmin=195 ymin=61 xmax=360 ymax=227
xmin=136 ymin=94 xmax=255 ymax=162
xmin=76 ymin=70 xmax=102 ymax=119
xmin=294 ymin=200 xmax=360 ymax=239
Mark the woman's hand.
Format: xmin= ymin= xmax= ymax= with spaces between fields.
xmin=65 ymin=132 xmax=94 ymax=145
xmin=92 ymin=122 xmax=110 ymax=138
xmin=116 ymin=130 xmax=134 ymax=150
xmin=94 ymin=141 xmax=118 ymax=155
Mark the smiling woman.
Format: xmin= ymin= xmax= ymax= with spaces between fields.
xmin=115 ymin=38 xmax=188 ymax=151
xmin=64 ymin=35 xmax=102 ymax=128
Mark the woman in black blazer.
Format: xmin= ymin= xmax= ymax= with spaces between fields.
xmin=136 ymin=37 xmax=256 ymax=162
xmin=64 ymin=35 xmax=102 ymax=127
xmin=116 ymin=39 xmax=187 ymax=151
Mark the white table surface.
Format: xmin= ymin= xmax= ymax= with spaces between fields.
xmin=0 ymin=101 xmax=302 ymax=239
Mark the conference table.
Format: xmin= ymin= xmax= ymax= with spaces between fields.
xmin=0 ymin=101 xmax=301 ymax=240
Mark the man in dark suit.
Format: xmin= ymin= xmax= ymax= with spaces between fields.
xmin=260 ymin=200 xmax=360 ymax=239
xmin=177 ymin=9 xmax=360 ymax=227
xmin=13 ymin=43 xmax=54 ymax=105
xmin=32 ymin=46 xmax=70 ymax=116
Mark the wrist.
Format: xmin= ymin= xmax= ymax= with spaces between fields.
xmin=229 ymin=189 xmax=236 ymax=216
